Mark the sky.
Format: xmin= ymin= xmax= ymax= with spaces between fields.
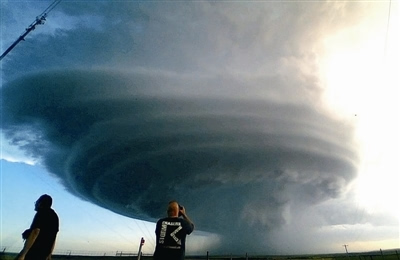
xmin=0 ymin=0 xmax=399 ymax=256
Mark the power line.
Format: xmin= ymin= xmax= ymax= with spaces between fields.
xmin=383 ymin=0 xmax=392 ymax=59
xmin=0 ymin=0 xmax=62 ymax=61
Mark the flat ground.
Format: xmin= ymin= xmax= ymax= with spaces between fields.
xmin=1 ymin=250 xmax=399 ymax=260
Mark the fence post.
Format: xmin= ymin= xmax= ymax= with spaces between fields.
xmin=206 ymin=251 xmax=209 ymax=260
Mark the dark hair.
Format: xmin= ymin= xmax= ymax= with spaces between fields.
xmin=37 ymin=194 xmax=52 ymax=208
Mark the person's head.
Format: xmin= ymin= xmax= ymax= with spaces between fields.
xmin=167 ymin=200 xmax=180 ymax=217
xmin=35 ymin=194 xmax=52 ymax=211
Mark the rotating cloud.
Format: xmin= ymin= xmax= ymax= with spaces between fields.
xmin=1 ymin=69 xmax=358 ymax=253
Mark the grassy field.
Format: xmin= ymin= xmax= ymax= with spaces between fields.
xmin=1 ymin=250 xmax=399 ymax=260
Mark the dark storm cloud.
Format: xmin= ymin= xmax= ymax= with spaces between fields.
xmin=2 ymin=1 xmax=362 ymax=80
xmin=1 ymin=0 xmax=370 ymax=254
xmin=1 ymin=69 xmax=358 ymax=253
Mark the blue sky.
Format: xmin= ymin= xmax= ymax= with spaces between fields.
xmin=0 ymin=159 xmax=216 ymax=255
xmin=1 ymin=160 xmax=157 ymax=255
xmin=1 ymin=0 xmax=399 ymax=256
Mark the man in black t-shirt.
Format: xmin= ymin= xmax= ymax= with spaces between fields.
xmin=154 ymin=201 xmax=194 ymax=260
xmin=16 ymin=194 xmax=59 ymax=260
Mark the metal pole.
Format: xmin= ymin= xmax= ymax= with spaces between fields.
xmin=0 ymin=16 xmax=46 ymax=61
xmin=137 ymin=237 xmax=145 ymax=260
xmin=0 ymin=0 xmax=62 ymax=61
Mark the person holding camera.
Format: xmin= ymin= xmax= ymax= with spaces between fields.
xmin=153 ymin=200 xmax=194 ymax=260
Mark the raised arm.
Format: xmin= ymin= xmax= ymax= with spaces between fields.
xmin=179 ymin=206 xmax=195 ymax=232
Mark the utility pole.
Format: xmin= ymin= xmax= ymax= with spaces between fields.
xmin=0 ymin=0 xmax=62 ymax=61
xmin=137 ymin=237 xmax=145 ymax=260
xmin=0 ymin=15 xmax=45 ymax=61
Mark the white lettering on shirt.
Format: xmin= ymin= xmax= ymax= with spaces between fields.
xmin=158 ymin=221 xmax=182 ymax=246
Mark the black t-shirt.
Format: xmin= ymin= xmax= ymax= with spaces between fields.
xmin=154 ymin=217 xmax=194 ymax=260
xmin=26 ymin=208 xmax=59 ymax=260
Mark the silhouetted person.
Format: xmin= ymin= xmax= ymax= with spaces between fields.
xmin=153 ymin=201 xmax=194 ymax=260
xmin=16 ymin=194 xmax=59 ymax=260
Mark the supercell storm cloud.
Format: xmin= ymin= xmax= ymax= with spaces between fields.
xmin=2 ymin=0 xmax=383 ymax=254
xmin=1 ymin=69 xmax=358 ymax=253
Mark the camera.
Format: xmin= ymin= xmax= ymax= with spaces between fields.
xmin=179 ymin=205 xmax=183 ymax=216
